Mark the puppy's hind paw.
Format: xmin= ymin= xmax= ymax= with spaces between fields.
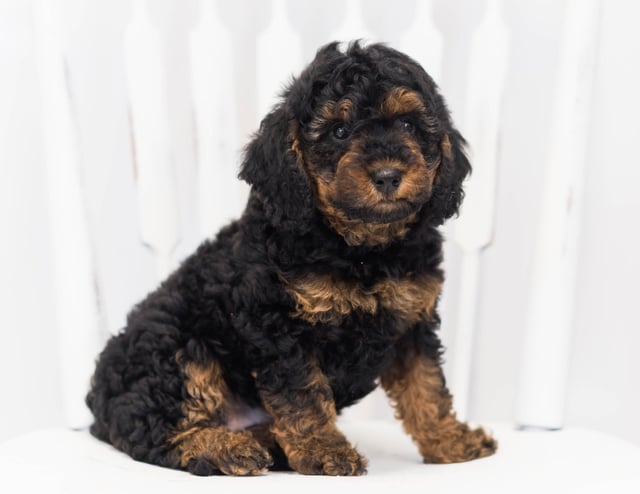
xmin=187 ymin=456 xmax=219 ymax=476
xmin=217 ymin=438 xmax=274 ymax=476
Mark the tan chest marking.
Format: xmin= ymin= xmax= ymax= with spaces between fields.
xmin=283 ymin=273 xmax=442 ymax=325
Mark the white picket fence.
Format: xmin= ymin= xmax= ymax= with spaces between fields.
xmin=1 ymin=0 xmax=601 ymax=432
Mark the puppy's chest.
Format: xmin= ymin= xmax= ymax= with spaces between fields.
xmin=281 ymin=271 xmax=442 ymax=326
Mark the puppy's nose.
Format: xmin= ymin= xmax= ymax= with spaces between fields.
xmin=372 ymin=168 xmax=402 ymax=195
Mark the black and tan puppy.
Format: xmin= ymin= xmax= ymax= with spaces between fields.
xmin=87 ymin=41 xmax=496 ymax=476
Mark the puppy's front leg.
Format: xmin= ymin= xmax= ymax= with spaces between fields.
xmin=381 ymin=346 xmax=497 ymax=464
xmin=256 ymin=358 xmax=367 ymax=476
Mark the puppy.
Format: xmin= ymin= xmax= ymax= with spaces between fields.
xmin=87 ymin=41 xmax=496 ymax=476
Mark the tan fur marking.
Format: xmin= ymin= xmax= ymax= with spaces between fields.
xmin=399 ymin=135 xmax=438 ymax=193
xmin=180 ymin=357 xmax=227 ymax=426
xmin=169 ymin=354 xmax=272 ymax=475
xmin=290 ymin=136 xmax=304 ymax=166
xmin=321 ymin=99 xmax=353 ymax=122
xmin=377 ymin=275 xmax=442 ymax=321
xmin=283 ymin=274 xmax=378 ymax=325
xmin=441 ymin=134 xmax=453 ymax=161
xmin=172 ymin=427 xmax=272 ymax=476
xmin=319 ymin=204 xmax=417 ymax=247
xmin=260 ymin=364 xmax=367 ymax=475
xmin=283 ymin=273 xmax=442 ymax=325
xmin=380 ymin=87 xmax=425 ymax=117
xmin=381 ymin=353 xmax=497 ymax=463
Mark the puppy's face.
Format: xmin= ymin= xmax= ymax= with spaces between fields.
xmin=296 ymin=86 xmax=448 ymax=235
xmin=240 ymin=42 xmax=470 ymax=246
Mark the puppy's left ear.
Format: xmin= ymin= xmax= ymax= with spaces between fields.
xmin=239 ymin=106 xmax=315 ymax=231
xmin=426 ymin=129 xmax=472 ymax=225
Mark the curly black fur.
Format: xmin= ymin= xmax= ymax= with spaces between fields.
xmin=86 ymin=41 xmax=480 ymax=476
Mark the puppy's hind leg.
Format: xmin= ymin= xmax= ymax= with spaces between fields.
xmin=169 ymin=354 xmax=273 ymax=476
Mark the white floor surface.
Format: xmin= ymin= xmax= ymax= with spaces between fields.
xmin=1 ymin=420 xmax=639 ymax=493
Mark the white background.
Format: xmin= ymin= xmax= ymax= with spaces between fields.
xmin=1 ymin=0 xmax=639 ymax=446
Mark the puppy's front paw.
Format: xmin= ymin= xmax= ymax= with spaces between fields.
xmin=287 ymin=440 xmax=368 ymax=476
xmin=464 ymin=427 xmax=497 ymax=460
xmin=422 ymin=425 xmax=497 ymax=464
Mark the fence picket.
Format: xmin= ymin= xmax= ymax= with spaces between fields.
xmin=123 ymin=0 xmax=180 ymax=280
xmin=400 ymin=0 xmax=443 ymax=84
xmin=256 ymin=0 xmax=303 ymax=121
xmin=450 ymin=0 xmax=509 ymax=420
xmin=190 ymin=0 xmax=245 ymax=237
xmin=516 ymin=0 xmax=600 ymax=430
xmin=330 ymin=0 xmax=374 ymax=44
xmin=32 ymin=0 xmax=100 ymax=428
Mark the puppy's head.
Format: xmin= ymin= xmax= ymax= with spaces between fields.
xmin=240 ymin=41 xmax=470 ymax=246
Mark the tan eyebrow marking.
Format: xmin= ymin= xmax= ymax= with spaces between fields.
xmin=307 ymin=99 xmax=354 ymax=140
xmin=380 ymin=88 xmax=425 ymax=117
xmin=328 ymin=99 xmax=354 ymax=121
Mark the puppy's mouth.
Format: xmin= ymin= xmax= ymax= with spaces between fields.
xmin=331 ymin=197 xmax=424 ymax=224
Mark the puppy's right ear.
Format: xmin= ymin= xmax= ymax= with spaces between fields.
xmin=239 ymin=106 xmax=315 ymax=232
xmin=425 ymin=129 xmax=472 ymax=225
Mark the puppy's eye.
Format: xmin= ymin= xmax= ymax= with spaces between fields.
xmin=332 ymin=124 xmax=350 ymax=140
xmin=400 ymin=120 xmax=415 ymax=133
